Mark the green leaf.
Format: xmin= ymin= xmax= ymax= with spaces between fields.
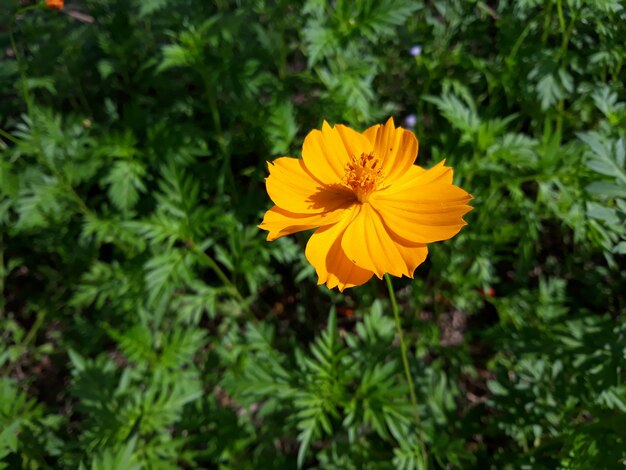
xmin=265 ymin=101 xmax=298 ymax=155
xmin=586 ymin=181 xmax=626 ymax=199
xmin=536 ymin=73 xmax=564 ymax=110
xmin=425 ymin=93 xmax=479 ymax=136
xmin=352 ymin=0 xmax=420 ymax=41
xmin=103 ymin=159 xmax=147 ymax=212
xmin=136 ymin=0 xmax=171 ymax=17
xmin=303 ymin=19 xmax=338 ymax=66
xmin=579 ymin=133 xmax=626 ymax=184
xmin=90 ymin=436 xmax=141 ymax=470
xmin=613 ymin=241 xmax=626 ymax=254
xmin=157 ymin=44 xmax=195 ymax=72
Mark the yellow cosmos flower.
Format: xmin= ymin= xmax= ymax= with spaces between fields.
xmin=259 ymin=118 xmax=473 ymax=291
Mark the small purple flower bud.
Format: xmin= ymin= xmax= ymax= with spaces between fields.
xmin=404 ymin=114 xmax=417 ymax=128
xmin=409 ymin=45 xmax=422 ymax=57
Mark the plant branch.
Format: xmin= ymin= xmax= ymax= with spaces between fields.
xmin=384 ymin=273 xmax=427 ymax=467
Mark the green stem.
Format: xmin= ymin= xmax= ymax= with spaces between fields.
xmin=554 ymin=5 xmax=576 ymax=143
xmin=22 ymin=309 xmax=47 ymax=348
xmin=200 ymin=67 xmax=233 ymax=198
xmin=384 ymin=274 xmax=427 ymax=465
xmin=507 ymin=20 xmax=533 ymax=65
xmin=541 ymin=0 xmax=553 ymax=46
xmin=385 ymin=273 xmax=419 ymax=424
xmin=9 ymin=11 xmax=36 ymax=121
xmin=556 ymin=0 xmax=566 ymax=37
xmin=0 ymin=128 xmax=20 ymax=145
xmin=0 ymin=230 xmax=4 ymax=316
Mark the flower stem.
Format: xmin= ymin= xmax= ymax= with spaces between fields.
xmin=384 ymin=273 xmax=427 ymax=465
xmin=384 ymin=274 xmax=419 ymax=422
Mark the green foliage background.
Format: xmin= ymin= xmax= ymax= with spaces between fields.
xmin=1 ymin=0 xmax=625 ymax=468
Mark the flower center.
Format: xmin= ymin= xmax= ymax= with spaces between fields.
xmin=343 ymin=152 xmax=382 ymax=203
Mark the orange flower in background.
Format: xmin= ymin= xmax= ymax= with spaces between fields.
xmin=259 ymin=118 xmax=473 ymax=291
xmin=45 ymin=0 xmax=64 ymax=9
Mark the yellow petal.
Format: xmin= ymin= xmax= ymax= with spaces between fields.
xmin=302 ymin=121 xmax=371 ymax=186
xmin=341 ymin=203 xmax=426 ymax=279
xmin=363 ymin=117 xmax=418 ymax=183
xmin=266 ymin=157 xmax=353 ymax=214
xmin=334 ymin=124 xmax=373 ymax=161
xmin=259 ymin=205 xmax=350 ymax=241
xmin=301 ymin=123 xmax=346 ymax=185
xmin=384 ymin=160 xmax=451 ymax=192
xmin=371 ymin=160 xmax=473 ymax=244
xmin=305 ymin=207 xmax=374 ymax=291
xmin=393 ymin=241 xmax=429 ymax=278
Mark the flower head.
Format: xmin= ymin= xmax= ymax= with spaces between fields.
xmin=45 ymin=0 xmax=64 ymax=9
xmin=410 ymin=45 xmax=422 ymax=57
xmin=259 ymin=118 xmax=472 ymax=291
xmin=404 ymin=114 xmax=417 ymax=129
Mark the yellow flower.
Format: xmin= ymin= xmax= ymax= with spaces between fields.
xmin=259 ymin=118 xmax=473 ymax=291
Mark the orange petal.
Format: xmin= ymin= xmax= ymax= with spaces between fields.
xmin=371 ymin=160 xmax=473 ymax=244
xmin=384 ymin=160 xmax=451 ymax=192
xmin=341 ymin=203 xmax=428 ymax=279
xmin=302 ymin=121 xmax=371 ymax=186
xmin=334 ymin=124 xmax=373 ymax=161
xmin=393 ymin=241 xmax=429 ymax=278
xmin=266 ymin=157 xmax=353 ymax=214
xmin=305 ymin=207 xmax=374 ymax=291
xmin=363 ymin=117 xmax=418 ymax=184
xmin=259 ymin=205 xmax=351 ymax=241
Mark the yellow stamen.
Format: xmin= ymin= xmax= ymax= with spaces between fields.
xmin=343 ymin=152 xmax=382 ymax=203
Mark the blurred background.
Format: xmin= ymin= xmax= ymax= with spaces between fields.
xmin=1 ymin=0 xmax=625 ymax=468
